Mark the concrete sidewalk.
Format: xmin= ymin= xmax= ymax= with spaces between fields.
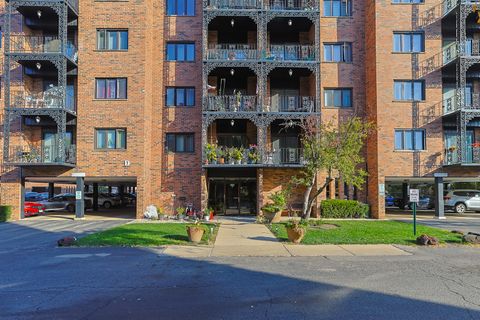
xmin=163 ymin=216 xmax=411 ymax=258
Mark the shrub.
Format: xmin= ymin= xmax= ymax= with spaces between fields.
xmin=0 ymin=206 xmax=12 ymax=222
xmin=321 ymin=199 xmax=369 ymax=218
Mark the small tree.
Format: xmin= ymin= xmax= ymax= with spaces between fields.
xmin=290 ymin=116 xmax=373 ymax=219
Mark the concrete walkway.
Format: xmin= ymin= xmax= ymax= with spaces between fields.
xmin=163 ymin=216 xmax=411 ymax=258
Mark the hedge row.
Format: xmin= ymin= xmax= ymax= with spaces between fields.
xmin=321 ymin=199 xmax=369 ymax=218
xmin=0 ymin=206 xmax=12 ymax=222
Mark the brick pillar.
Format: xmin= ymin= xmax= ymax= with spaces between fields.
xmin=338 ymin=178 xmax=345 ymax=200
xmin=328 ymin=178 xmax=335 ymax=199
xmin=368 ymin=175 xmax=385 ymax=219
xmin=201 ymin=169 xmax=208 ymax=211
xmin=0 ymin=168 xmax=23 ymax=220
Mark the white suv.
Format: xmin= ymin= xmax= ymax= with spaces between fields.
xmin=444 ymin=189 xmax=480 ymax=213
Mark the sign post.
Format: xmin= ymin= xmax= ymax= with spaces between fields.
xmin=409 ymin=189 xmax=420 ymax=235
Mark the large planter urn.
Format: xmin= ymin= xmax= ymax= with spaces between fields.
xmin=286 ymin=227 xmax=305 ymax=244
xmin=186 ymin=226 xmax=205 ymax=243
xmin=262 ymin=209 xmax=282 ymax=223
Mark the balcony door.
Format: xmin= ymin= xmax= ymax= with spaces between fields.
xmin=271 ymin=89 xmax=299 ymax=112
xmin=272 ymin=135 xmax=300 ymax=164
xmin=42 ymin=131 xmax=73 ymax=163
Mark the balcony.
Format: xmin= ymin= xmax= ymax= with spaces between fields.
xmin=266 ymin=148 xmax=304 ymax=165
xmin=7 ymin=144 xmax=76 ymax=166
xmin=264 ymin=0 xmax=318 ymax=10
xmin=9 ymin=88 xmax=76 ymax=112
xmin=205 ymin=95 xmax=258 ymax=112
xmin=206 ymin=44 xmax=258 ymax=61
xmin=265 ymin=95 xmax=316 ymax=112
xmin=445 ymin=146 xmax=480 ymax=166
xmin=9 ymin=35 xmax=78 ymax=63
xmin=206 ymin=0 xmax=259 ymax=9
xmin=265 ymin=44 xmax=316 ymax=62
xmin=443 ymin=91 xmax=480 ymax=114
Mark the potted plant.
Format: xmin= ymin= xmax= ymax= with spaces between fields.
xmin=261 ymin=191 xmax=287 ymax=223
xmin=227 ymin=148 xmax=235 ymax=164
xmin=204 ymin=207 xmax=213 ymax=221
xmin=217 ymin=147 xmax=225 ymax=164
xmin=186 ymin=220 xmax=205 ymax=243
xmin=176 ymin=207 xmax=186 ymax=220
xmin=248 ymin=144 xmax=260 ymax=164
xmin=232 ymin=147 xmax=243 ymax=164
xmin=205 ymin=143 xmax=217 ymax=164
xmin=285 ymin=219 xmax=307 ymax=244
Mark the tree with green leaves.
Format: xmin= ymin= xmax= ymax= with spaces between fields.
xmin=289 ymin=116 xmax=373 ymax=219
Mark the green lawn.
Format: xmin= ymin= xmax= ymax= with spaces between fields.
xmin=75 ymin=223 xmax=219 ymax=246
xmin=269 ymin=220 xmax=463 ymax=245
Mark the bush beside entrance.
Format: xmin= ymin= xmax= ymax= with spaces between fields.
xmin=321 ymin=199 xmax=369 ymax=218
xmin=0 ymin=206 xmax=13 ymax=222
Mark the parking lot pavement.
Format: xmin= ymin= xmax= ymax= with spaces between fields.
xmin=0 ymin=219 xmax=129 ymax=252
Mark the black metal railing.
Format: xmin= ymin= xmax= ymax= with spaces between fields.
xmin=9 ymin=35 xmax=78 ymax=62
xmin=271 ymin=148 xmax=303 ymax=165
xmin=267 ymin=95 xmax=315 ymax=112
xmin=205 ymin=95 xmax=257 ymax=112
xmin=445 ymin=146 xmax=480 ymax=165
xmin=8 ymin=144 xmax=76 ymax=165
xmin=206 ymin=0 xmax=258 ymax=9
xmin=10 ymin=88 xmax=76 ymax=112
xmin=206 ymin=44 xmax=258 ymax=60
xmin=266 ymin=44 xmax=316 ymax=61
xmin=264 ymin=0 xmax=317 ymax=10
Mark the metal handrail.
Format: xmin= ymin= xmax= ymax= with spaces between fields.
xmin=206 ymin=44 xmax=258 ymax=60
xmin=9 ymin=88 xmax=76 ymax=111
xmin=8 ymin=144 xmax=76 ymax=164
xmin=205 ymin=95 xmax=257 ymax=111
xmin=265 ymin=44 xmax=316 ymax=61
xmin=9 ymin=35 xmax=78 ymax=62
xmin=266 ymin=95 xmax=316 ymax=112
xmin=271 ymin=148 xmax=303 ymax=165
xmin=206 ymin=0 xmax=259 ymax=9
xmin=264 ymin=0 xmax=317 ymax=10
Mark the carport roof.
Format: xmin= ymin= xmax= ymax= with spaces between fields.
xmin=386 ymin=176 xmax=480 ymax=183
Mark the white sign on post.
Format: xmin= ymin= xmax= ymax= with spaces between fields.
xmin=409 ymin=189 xmax=420 ymax=203
xmin=75 ymin=191 xmax=82 ymax=200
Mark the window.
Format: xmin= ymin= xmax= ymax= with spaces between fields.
xmin=166 ymin=42 xmax=195 ymax=61
xmin=392 ymin=0 xmax=423 ymax=3
xmin=324 ymin=0 xmax=352 ymax=16
xmin=95 ymin=78 xmax=127 ymax=99
xmin=324 ymin=42 xmax=352 ymax=62
xmin=394 ymin=80 xmax=424 ymax=101
xmin=393 ymin=32 xmax=424 ymax=53
xmin=324 ymin=88 xmax=352 ymax=107
xmin=167 ymin=0 xmax=195 ymax=15
xmin=166 ymin=87 xmax=195 ymax=107
xmin=96 ymin=29 xmax=128 ymax=50
xmin=166 ymin=133 xmax=194 ymax=152
xmin=95 ymin=129 xmax=127 ymax=149
xmin=394 ymin=129 xmax=425 ymax=151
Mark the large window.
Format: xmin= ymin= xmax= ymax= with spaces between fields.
xmin=166 ymin=42 xmax=195 ymax=61
xmin=95 ymin=78 xmax=127 ymax=99
xmin=95 ymin=129 xmax=127 ymax=149
xmin=395 ymin=129 xmax=425 ymax=151
xmin=393 ymin=32 xmax=424 ymax=53
xmin=167 ymin=0 xmax=195 ymax=15
xmin=166 ymin=87 xmax=195 ymax=107
xmin=96 ymin=29 xmax=128 ymax=50
xmin=394 ymin=80 xmax=424 ymax=101
xmin=166 ymin=133 xmax=194 ymax=152
xmin=324 ymin=88 xmax=352 ymax=108
xmin=324 ymin=0 xmax=352 ymax=17
xmin=324 ymin=42 xmax=352 ymax=62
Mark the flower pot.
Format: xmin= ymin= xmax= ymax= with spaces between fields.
xmin=229 ymin=159 xmax=235 ymax=164
xmin=262 ymin=209 xmax=282 ymax=223
xmin=204 ymin=215 xmax=210 ymax=221
xmin=286 ymin=227 xmax=305 ymax=244
xmin=211 ymin=160 xmax=217 ymax=165
xmin=235 ymin=159 xmax=242 ymax=164
xmin=219 ymin=158 xmax=225 ymax=164
xmin=186 ymin=226 xmax=205 ymax=243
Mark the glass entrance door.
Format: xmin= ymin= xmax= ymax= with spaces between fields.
xmin=208 ymin=178 xmax=256 ymax=215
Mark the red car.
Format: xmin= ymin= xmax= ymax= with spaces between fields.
xmin=24 ymin=202 xmax=46 ymax=217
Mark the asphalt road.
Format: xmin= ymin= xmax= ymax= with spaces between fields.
xmin=0 ymin=221 xmax=480 ymax=320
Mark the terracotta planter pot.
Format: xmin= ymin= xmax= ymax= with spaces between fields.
xmin=186 ymin=226 xmax=205 ymax=243
xmin=219 ymin=158 xmax=225 ymax=164
xmin=262 ymin=210 xmax=282 ymax=223
xmin=286 ymin=227 xmax=305 ymax=244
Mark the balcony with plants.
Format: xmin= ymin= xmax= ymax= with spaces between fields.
xmin=206 ymin=16 xmax=258 ymax=61
xmin=205 ymin=67 xmax=258 ymax=112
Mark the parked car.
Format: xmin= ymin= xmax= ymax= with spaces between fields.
xmin=24 ymin=202 xmax=46 ymax=217
xmin=84 ymin=192 xmax=122 ymax=209
xmin=444 ymin=189 xmax=480 ymax=213
xmin=25 ymin=192 xmax=42 ymax=201
xmin=385 ymin=195 xmax=395 ymax=206
xmin=117 ymin=193 xmax=136 ymax=206
xmin=39 ymin=194 xmax=92 ymax=213
xmin=408 ymin=196 xmax=434 ymax=210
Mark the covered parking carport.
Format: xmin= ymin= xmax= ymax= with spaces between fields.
xmin=23 ymin=175 xmax=137 ymax=220
xmin=386 ymin=175 xmax=480 ymax=219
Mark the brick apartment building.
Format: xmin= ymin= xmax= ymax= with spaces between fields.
xmin=0 ymin=0 xmax=479 ymax=220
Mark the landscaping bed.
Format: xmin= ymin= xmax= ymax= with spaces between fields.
xmin=268 ymin=220 xmax=463 ymax=245
xmin=75 ymin=222 xmax=219 ymax=247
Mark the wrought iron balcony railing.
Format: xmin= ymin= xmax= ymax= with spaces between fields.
xmin=268 ymin=148 xmax=304 ymax=165
xmin=206 ymin=0 xmax=258 ymax=9
xmin=10 ymin=88 xmax=76 ymax=112
xmin=8 ymin=144 xmax=76 ymax=165
xmin=9 ymin=35 xmax=78 ymax=63
xmin=205 ymin=95 xmax=258 ymax=112
xmin=445 ymin=146 xmax=480 ymax=166
xmin=266 ymin=95 xmax=316 ymax=112
xmin=206 ymin=44 xmax=258 ymax=61
xmin=442 ymin=91 xmax=480 ymax=114
xmin=416 ymin=42 xmax=457 ymax=78
xmin=265 ymin=44 xmax=316 ymax=61
xmin=264 ymin=0 xmax=318 ymax=10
